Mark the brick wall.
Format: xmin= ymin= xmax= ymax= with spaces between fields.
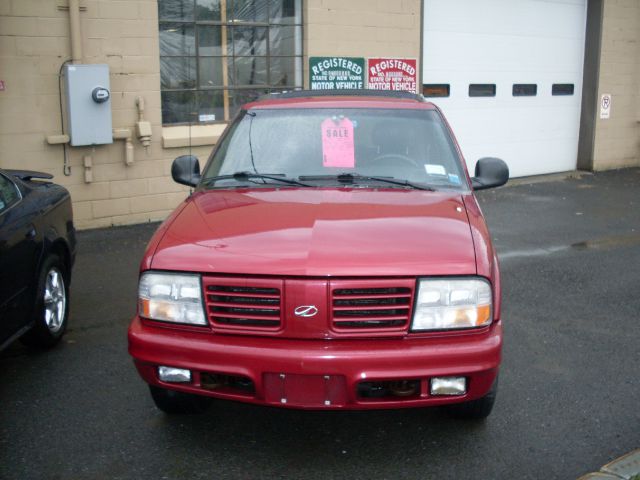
xmin=592 ymin=0 xmax=640 ymax=170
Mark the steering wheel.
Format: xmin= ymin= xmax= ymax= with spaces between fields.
xmin=370 ymin=153 xmax=421 ymax=169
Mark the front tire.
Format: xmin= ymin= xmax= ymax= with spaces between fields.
xmin=444 ymin=378 xmax=498 ymax=420
xmin=20 ymin=254 xmax=69 ymax=348
xmin=149 ymin=386 xmax=213 ymax=414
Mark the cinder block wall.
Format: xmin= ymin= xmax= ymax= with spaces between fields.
xmin=0 ymin=0 xmax=212 ymax=229
xmin=592 ymin=0 xmax=640 ymax=170
xmin=0 ymin=0 xmax=422 ymax=230
xmin=305 ymin=0 xmax=421 ymax=72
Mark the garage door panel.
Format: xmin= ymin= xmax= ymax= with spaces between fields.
xmin=423 ymin=0 xmax=587 ymax=177
xmin=463 ymin=138 xmax=579 ymax=177
xmin=424 ymin=32 xmax=584 ymax=74
xmin=443 ymin=106 xmax=582 ymax=143
xmin=426 ymin=0 xmax=586 ymax=39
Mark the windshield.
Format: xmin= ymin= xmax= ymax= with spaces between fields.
xmin=201 ymin=108 xmax=467 ymax=190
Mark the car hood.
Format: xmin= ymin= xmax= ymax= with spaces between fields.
xmin=151 ymin=188 xmax=477 ymax=277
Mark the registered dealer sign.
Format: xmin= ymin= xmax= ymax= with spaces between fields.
xmin=368 ymin=58 xmax=417 ymax=93
xmin=309 ymin=57 xmax=365 ymax=90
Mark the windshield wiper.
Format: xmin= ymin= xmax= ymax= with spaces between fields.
xmin=204 ymin=171 xmax=312 ymax=188
xmin=299 ymin=173 xmax=436 ymax=191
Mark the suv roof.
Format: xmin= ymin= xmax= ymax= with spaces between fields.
xmin=245 ymin=89 xmax=435 ymax=110
xmin=264 ymin=89 xmax=426 ymax=102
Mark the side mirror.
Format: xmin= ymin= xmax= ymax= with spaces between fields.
xmin=471 ymin=157 xmax=509 ymax=191
xmin=171 ymin=155 xmax=201 ymax=187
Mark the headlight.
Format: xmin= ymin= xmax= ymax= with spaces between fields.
xmin=138 ymin=272 xmax=207 ymax=325
xmin=411 ymin=278 xmax=492 ymax=331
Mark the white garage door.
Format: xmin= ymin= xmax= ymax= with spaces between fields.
xmin=422 ymin=0 xmax=587 ymax=177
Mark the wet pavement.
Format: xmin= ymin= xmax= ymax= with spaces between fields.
xmin=1 ymin=168 xmax=639 ymax=479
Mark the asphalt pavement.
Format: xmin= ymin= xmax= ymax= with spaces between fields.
xmin=1 ymin=168 xmax=639 ymax=479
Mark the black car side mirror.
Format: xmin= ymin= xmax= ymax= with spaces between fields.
xmin=171 ymin=155 xmax=201 ymax=187
xmin=471 ymin=157 xmax=509 ymax=191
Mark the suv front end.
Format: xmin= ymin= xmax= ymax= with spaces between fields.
xmin=128 ymin=90 xmax=508 ymax=418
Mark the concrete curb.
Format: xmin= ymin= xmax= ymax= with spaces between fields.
xmin=578 ymin=449 xmax=640 ymax=480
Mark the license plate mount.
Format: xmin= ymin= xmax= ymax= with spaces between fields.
xmin=263 ymin=373 xmax=348 ymax=407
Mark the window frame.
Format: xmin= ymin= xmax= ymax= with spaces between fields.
xmin=158 ymin=0 xmax=304 ymax=126
xmin=0 ymin=172 xmax=23 ymax=216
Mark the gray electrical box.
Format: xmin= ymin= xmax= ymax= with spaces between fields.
xmin=64 ymin=64 xmax=113 ymax=146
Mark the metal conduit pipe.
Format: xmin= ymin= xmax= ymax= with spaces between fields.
xmin=113 ymin=128 xmax=135 ymax=165
xmin=135 ymin=96 xmax=153 ymax=148
xmin=68 ymin=0 xmax=83 ymax=63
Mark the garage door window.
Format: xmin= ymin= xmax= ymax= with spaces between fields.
xmin=469 ymin=84 xmax=496 ymax=97
xmin=159 ymin=0 xmax=303 ymax=125
xmin=552 ymin=84 xmax=575 ymax=96
xmin=422 ymin=84 xmax=450 ymax=97
xmin=512 ymin=84 xmax=537 ymax=96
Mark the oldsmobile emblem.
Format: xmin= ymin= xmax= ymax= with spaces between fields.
xmin=294 ymin=305 xmax=318 ymax=317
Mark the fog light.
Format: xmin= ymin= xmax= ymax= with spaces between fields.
xmin=158 ymin=366 xmax=191 ymax=383
xmin=430 ymin=377 xmax=467 ymax=396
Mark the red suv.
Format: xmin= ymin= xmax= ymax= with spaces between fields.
xmin=128 ymin=90 xmax=508 ymax=419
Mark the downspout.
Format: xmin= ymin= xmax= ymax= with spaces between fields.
xmin=69 ymin=0 xmax=83 ymax=63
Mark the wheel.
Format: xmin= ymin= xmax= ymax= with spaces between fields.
xmin=149 ymin=386 xmax=213 ymax=414
xmin=20 ymin=254 xmax=69 ymax=348
xmin=370 ymin=153 xmax=421 ymax=169
xmin=444 ymin=377 xmax=498 ymax=420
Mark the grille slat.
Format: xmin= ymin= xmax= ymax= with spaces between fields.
xmin=213 ymin=317 xmax=281 ymax=327
xmin=331 ymin=285 xmax=413 ymax=330
xmin=205 ymin=281 xmax=283 ymax=330
xmin=208 ymin=290 xmax=279 ymax=299
xmin=333 ymin=315 xmax=408 ymax=321
xmin=209 ymin=301 xmax=280 ymax=310
xmin=334 ymin=293 xmax=412 ymax=301
xmin=211 ymin=308 xmax=280 ymax=319
xmin=333 ymin=304 xmax=410 ymax=312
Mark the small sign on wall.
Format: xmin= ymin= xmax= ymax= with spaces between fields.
xmin=600 ymin=94 xmax=611 ymax=119
xmin=309 ymin=57 xmax=365 ymax=90
xmin=367 ymin=58 xmax=418 ymax=93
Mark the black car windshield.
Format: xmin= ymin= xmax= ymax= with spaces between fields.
xmin=201 ymin=108 xmax=467 ymax=190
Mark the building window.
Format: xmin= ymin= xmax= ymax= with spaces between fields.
xmin=469 ymin=84 xmax=496 ymax=97
xmin=0 ymin=173 xmax=21 ymax=213
xmin=552 ymin=84 xmax=574 ymax=96
xmin=159 ymin=0 xmax=303 ymax=125
xmin=422 ymin=84 xmax=450 ymax=97
xmin=512 ymin=84 xmax=537 ymax=96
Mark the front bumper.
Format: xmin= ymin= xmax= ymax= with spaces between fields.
xmin=128 ymin=316 xmax=502 ymax=410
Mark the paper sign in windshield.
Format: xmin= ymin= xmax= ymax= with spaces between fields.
xmin=322 ymin=117 xmax=355 ymax=168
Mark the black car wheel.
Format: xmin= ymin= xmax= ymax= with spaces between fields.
xmin=20 ymin=254 xmax=69 ymax=348
xmin=444 ymin=377 xmax=498 ymax=420
xmin=149 ymin=386 xmax=213 ymax=414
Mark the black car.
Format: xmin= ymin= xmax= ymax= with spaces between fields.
xmin=0 ymin=169 xmax=76 ymax=351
